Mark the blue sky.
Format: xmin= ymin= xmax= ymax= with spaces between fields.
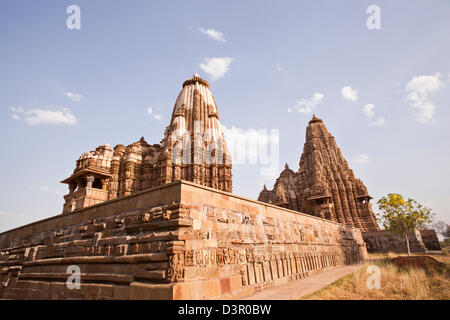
xmin=1 ymin=0 xmax=449 ymax=232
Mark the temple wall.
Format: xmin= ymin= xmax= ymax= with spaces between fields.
xmin=63 ymin=187 xmax=109 ymax=213
xmin=362 ymin=229 xmax=440 ymax=253
xmin=0 ymin=181 xmax=368 ymax=300
xmin=174 ymin=182 xmax=368 ymax=299
xmin=419 ymin=229 xmax=441 ymax=251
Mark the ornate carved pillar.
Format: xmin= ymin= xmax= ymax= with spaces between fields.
xmin=86 ymin=175 xmax=95 ymax=188
xmin=69 ymin=183 xmax=76 ymax=194
xmin=70 ymin=198 xmax=76 ymax=212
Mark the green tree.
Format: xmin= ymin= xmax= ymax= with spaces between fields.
xmin=377 ymin=194 xmax=434 ymax=256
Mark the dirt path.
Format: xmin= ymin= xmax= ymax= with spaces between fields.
xmin=241 ymin=262 xmax=370 ymax=300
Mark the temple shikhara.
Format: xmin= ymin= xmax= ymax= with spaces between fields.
xmin=258 ymin=115 xmax=379 ymax=232
xmin=0 ymin=74 xmax=440 ymax=300
xmin=61 ymin=73 xmax=232 ymax=214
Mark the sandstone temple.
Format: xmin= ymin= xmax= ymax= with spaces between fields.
xmin=258 ymin=115 xmax=440 ymax=255
xmin=258 ymin=115 xmax=379 ymax=232
xmin=61 ymin=73 xmax=232 ymax=214
xmin=0 ymin=74 xmax=440 ymax=300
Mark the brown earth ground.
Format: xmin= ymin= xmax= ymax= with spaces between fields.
xmin=302 ymin=247 xmax=450 ymax=300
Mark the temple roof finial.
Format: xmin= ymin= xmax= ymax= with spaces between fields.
xmin=309 ymin=114 xmax=322 ymax=124
xmin=183 ymin=72 xmax=210 ymax=88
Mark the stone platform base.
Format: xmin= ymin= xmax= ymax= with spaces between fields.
xmin=362 ymin=229 xmax=441 ymax=254
xmin=1 ymin=181 xmax=368 ymax=299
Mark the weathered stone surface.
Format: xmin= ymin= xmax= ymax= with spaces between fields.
xmin=61 ymin=74 xmax=232 ymax=214
xmin=0 ymin=181 xmax=367 ymax=300
xmin=419 ymin=229 xmax=441 ymax=251
xmin=363 ymin=228 xmax=441 ymax=253
xmin=363 ymin=229 xmax=426 ymax=253
xmin=258 ymin=115 xmax=379 ymax=232
xmin=0 ymin=76 xmax=375 ymax=300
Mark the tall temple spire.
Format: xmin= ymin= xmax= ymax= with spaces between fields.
xmin=258 ymin=115 xmax=379 ymax=232
xmin=154 ymin=73 xmax=232 ymax=191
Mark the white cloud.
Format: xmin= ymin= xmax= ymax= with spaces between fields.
xmin=39 ymin=186 xmax=49 ymax=192
xmin=363 ymin=104 xmax=375 ymax=118
xmin=11 ymin=106 xmax=77 ymax=125
xmin=293 ymin=93 xmax=324 ymax=114
xmin=146 ymin=107 xmax=162 ymax=121
xmin=12 ymin=114 xmax=20 ymax=120
xmin=353 ymin=154 xmax=369 ymax=164
xmin=65 ymin=91 xmax=83 ymax=102
xmin=276 ymin=63 xmax=284 ymax=72
xmin=11 ymin=106 xmax=24 ymax=113
xmin=198 ymin=28 xmax=226 ymax=42
xmin=368 ymin=117 xmax=385 ymax=127
xmin=404 ymin=73 xmax=443 ymax=124
xmin=38 ymin=186 xmax=64 ymax=196
xmin=199 ymin=57 xmax=233 ymax=81
xmin=341 ymin=86 xmax=358 ymax=102
xmin=363 ymin=104 xmax=385 ymax=127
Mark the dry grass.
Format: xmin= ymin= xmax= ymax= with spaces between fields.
xmin=368 ymin=251 xmax=450 ymax=264
xmin=303 ymin=256 xmax=450 ymax=300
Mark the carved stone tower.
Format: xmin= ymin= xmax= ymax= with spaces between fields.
xmin=61 ymin=74 xmax=232 ymax=213
xmin=258 ymin=115 xmax=379 ymax=232
xmin=151 ymin=73 xmax=232 ymax=192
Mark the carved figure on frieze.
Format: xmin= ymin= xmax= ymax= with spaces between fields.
xmin=240 ymin=266 xmax=248 ymax=286
xmin=238 ymin=250 xmax=247 ymax=264
xmin=195 ymin=250 xmax=204 ymax=266
xmin=174 ymin=165 xmax=182 ymax=181
xmin=185 ymin=249 xmax=194 ymax=266
xmin=216 ymin=249 xmax=224 ymax=266
xmin=243 ymin=215 xmax=252 ymax=225
xmin=226 ymin=248 xmax=234 ymax=264
xmin=167 ymin=253 xmax=184 ymax=282
xmin=141 ymin=213 xmax=151 ymax=223
xmin=246 ymin=248 xmax=254 ymax=262
xmin=209 ymin=250 xmax=216 ymax=266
